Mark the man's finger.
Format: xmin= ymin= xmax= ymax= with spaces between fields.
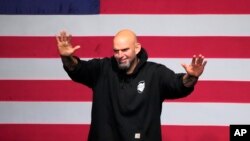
xmin=197 ymin=54 xmax=204 ymax=65
xmin=68 ymin=34 xmax=72 ymax=43
xmin=61 ymin=31 xmax=67 ymax=41
xmin=56 ymin=35 xmax=61 ymax=43
xmin=191 ymin=55 xmax=196 ymax=65
xmin=202 ymin=60 xmax=207 ymax=67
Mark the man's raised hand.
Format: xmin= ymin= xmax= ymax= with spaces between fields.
xmin=181 ymin=54 xmax=207 ymax=78
xmin=56 ymin=31 xmax=80 ymax=57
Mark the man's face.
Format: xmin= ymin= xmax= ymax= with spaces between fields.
xmin=113 ymin=38 xmax=137 ymax=70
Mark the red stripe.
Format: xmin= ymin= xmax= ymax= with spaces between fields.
xmin=0 ymin=80 xmax=92 ymax=101
xmin=1 ymin=36 xmax=113 ymax=58
xmin=161 ymin=125 xmax=229 ymax=141
xmin=0 ymin=124 xmax=89 ymax=141
xmin=0 ymin=124 xmax=228 ymax=141
xmin=1 ymin=36 xmax=250 ymax=58
xmin=1 ymin=80 xmax=250 ymax=103
xmin=167 ymin=81 xmax=250 ymax=103
xmin=100 ymin=0 xmax=250 ymax=14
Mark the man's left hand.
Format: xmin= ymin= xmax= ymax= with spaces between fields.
xmin=182 ymin=54 xmax=207 ymax=78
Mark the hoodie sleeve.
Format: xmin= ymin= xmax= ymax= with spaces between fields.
xmin=63 ymin=57 xmax=102 ymax=88
xmin=157 ymin=65 xmax=194 ymax=100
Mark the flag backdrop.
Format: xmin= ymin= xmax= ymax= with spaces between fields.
xmin=1 ymin=0 xmax=250 ymax=141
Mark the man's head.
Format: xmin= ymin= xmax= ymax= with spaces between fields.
xmin=113 ymin=29 xmax=141 ymax=74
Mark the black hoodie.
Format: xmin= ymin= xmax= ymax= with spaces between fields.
xmin=64 ymin=48 xmax=194 ymax=141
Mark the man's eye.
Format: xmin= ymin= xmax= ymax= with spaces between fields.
xmin=122 ymin=49 xmax=129 ymax=52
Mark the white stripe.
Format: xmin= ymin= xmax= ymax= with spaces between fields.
xmin=0 ymin=58 xmax=249 ymax=81
xmin=1 ymin=15 xmax=250 ymax=36
xmin=0 ymin=102 xmax=249 ymax=126
xmin=161 ymin=102 xmax=250 ymax=125
xmin=150 ymin=58 xmax=250 ymax=81
xmin=0 ymin=102 xmax=92 ymax=124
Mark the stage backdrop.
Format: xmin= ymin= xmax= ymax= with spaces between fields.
xmin=1 ymin=0 xmax=250 ymax=141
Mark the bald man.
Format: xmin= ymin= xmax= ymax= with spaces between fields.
xmin=56 ymin=29 xmax=206 ymax=141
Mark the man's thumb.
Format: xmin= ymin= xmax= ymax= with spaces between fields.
xmin=181 ymin=63 xmax=187 ymax=70
xmin=73 ymin=45 xmax=81 ymax=51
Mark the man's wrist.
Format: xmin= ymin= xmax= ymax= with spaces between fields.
xmin=183 ymin=74 xmax=198 ymax=87
xmin=61 ymin=55 xmax=78 ymax=71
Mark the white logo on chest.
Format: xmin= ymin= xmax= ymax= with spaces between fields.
xmin=137 ymin=81 xmax=145 ymax=93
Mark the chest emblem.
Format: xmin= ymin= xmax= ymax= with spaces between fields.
xmin=137 ymin=81 xmax=145 ymax=93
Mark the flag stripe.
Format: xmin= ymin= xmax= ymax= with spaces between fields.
xmin=0 ymin=80 xmax=92 ymax=102
xmin=0 ymin=124 xmax=228 ymax=141
xmin=161 ymin=125 xmax=229 ymax=141
xmin=101 ymin=0 xmax=250 ymax=14
xmin=1 ymin=58 xmax=250 ymax=81
xmin=1 ymin=15 xmax=250 ymax=36
xmin=1 ymin=36 xmax=250 ymax=58
xmin=1 ymin=80 xmax=250 ymax=103
xmin=0 ymin=124 xmax=89 ymax=141
xmin=0 ymin=102 xmax=249 ymax=125
xmin=170 ymin=81 xmax=250 ymax=103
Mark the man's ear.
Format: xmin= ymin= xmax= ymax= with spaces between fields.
xmin=135 ymin=43 xmax=141 ymax=55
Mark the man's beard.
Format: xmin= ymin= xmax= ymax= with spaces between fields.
xmin=117 ymin=60 xmax=131 ymax=70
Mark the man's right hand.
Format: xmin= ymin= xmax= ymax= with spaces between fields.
xmin=56 ymin=31 xmax=80 ymax=70
xmin=56 ymin=31 xmax=80 ymax=57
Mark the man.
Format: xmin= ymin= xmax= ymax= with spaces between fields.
xmin=56 ymin=29 xmax=207 ymax=141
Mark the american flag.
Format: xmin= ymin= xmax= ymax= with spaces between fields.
xmin=1 ymin=0 xmax=250 ymax=141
